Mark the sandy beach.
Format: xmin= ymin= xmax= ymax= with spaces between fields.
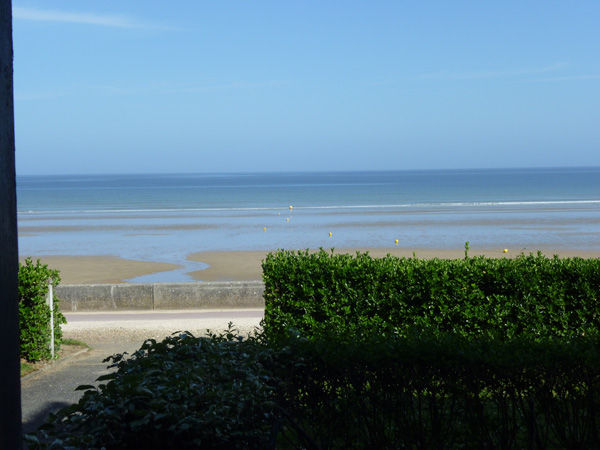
xmin=23 ymin=247 xmax=600 ymax=285
xmin=19 ymin=255 xmax=181 ymax=284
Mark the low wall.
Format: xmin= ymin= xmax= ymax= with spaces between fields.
xmin=55 ymin=281 xmax=265 ymax=312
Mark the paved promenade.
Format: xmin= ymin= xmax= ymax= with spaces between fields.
xmin=21 ymin=309 xmax=264 ymax=434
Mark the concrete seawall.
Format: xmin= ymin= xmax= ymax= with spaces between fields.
xmin=55 ymin=281 xmax=265 ymax=312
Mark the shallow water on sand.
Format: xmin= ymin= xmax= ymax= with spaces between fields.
xmin=17 ymin=168 xmax=600 ymax=282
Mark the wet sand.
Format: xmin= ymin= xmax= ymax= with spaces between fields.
xmin=22 ymin=248 xmax=600 ymax=285
xmin=19 ymin=255 xmax=181 ymax=284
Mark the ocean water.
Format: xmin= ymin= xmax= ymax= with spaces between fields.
xmin=17 ymin=167 xmax=600 ymax=282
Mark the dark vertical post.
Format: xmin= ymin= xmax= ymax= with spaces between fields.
xmin=0 ymin=0 xmax=22 ymax=448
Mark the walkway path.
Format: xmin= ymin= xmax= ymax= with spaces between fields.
xmin=21 ymin=309 xmax=264 ymax=434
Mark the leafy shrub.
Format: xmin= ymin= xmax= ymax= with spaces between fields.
xmin=262 ymin=249 xmax=600 ymax=341
xmin=269 ymin=332 xmax=600 ymax=449
xmin=18 ymin=258 xmax=66 ymax=361
xmin=26 ymin=329 xmax=600 ymax=449
xmin=28 ymin=327 xmax=279 ymax=450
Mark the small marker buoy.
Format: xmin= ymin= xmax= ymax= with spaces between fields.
xmin=289 ymin=205 xmax=293 ymax=210
xmin=263 ymin=227 xmax=267 ymax=231
xmin=395 ymin=239 xmax=399 ymax=245
xmin=329 ymin=232 xmax=332 ymax=237
xmin=503 ymin=249 xmax=509 ymax=253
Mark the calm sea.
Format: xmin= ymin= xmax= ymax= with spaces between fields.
xmin=16 ymin=167 xmax=600 ymax=282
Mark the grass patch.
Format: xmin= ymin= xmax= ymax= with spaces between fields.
xmin=20 ymin=361 xmax=36 ymax=377
xmin=62 ymin=338 xmax=90 ymax=348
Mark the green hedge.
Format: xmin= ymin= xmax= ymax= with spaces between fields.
xmin=272 ymin=333 xmax=600 ymax=449
xmin=262 ymin=249 xmax=600 ymax=340
xmin=27 ymin=330 xmax=600 ymax=449
xmin=18 ymin=258 xmax=66 ymax=361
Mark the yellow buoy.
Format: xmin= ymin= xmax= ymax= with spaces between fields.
xmin=328 ymin=232 xmax=332 ymax=237
xmin=289 ymin=205 xmax=293 ymax=210
xmin=503 ymin=249 xmax=509 ymax=253
xmin=395 ymin=239 xmax=399 ymax=245
xmin=263 ymin=227 xmax=267 ymax=231
xmin=286 ymin=217 xmax=290 ymax=222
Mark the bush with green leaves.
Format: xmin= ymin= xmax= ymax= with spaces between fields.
xmin=28 ymin=327 xmax=280 ymax=450
xmin=262 ymin=249 xmax=600 ymax=340
xmin=269 ymin=332 xmax=600 ymax=449
xmin=26 ymin=329 xmax=600 ymax=449
xmin=18 ymin=258 xmax=66 ymax=361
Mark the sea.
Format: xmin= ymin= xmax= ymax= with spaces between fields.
xmin=16 ymin=167 xmax=600 ymax=282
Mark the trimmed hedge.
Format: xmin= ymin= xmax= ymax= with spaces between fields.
xmin=262 ymin=249 xmax=600 ymax=340
xmin=272 ymin=333 xmax=600 ymax=449
xmin=18 ymin=258 xmax=66 ymax=361
xmin=27 ymin=330 xmax=600 ymax=449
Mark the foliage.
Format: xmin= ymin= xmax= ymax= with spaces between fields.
xmin=24 ymin=249 xmax=600 ymax=447
xmin=269 ymin=332 xmax=600 ymax=449
xmin=18 ymin=258 xmax=66 ymax=362
xmin=28 ymin=326 xmax=280 ymax=450
xmin=262 ymin=249 xmax=600 ymax=341
xmin=26 ymin=329 xmax=600 ymax=449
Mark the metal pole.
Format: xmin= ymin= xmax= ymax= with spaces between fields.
xmin=46 ymin=283 xmax=54 ymax=358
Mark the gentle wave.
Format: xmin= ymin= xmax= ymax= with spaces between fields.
xmin=17 ymin=199 xmax=600 ymax=215
xmin=302 ymin=200 xmax=600 ymax=209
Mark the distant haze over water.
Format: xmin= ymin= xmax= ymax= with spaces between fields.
xmin=17 ymin=167 xmax=600 ymax=282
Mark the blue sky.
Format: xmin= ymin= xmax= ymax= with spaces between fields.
xmin=12 ymin=1 xmax=600 ymax=174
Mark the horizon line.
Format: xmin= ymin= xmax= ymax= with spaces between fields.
xmin=15 ymin=164 xmax=600 ymax=178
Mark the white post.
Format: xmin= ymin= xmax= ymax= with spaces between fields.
xmin=46 ymin=283 xmax=54 ymax=358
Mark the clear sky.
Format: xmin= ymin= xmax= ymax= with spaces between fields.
xmin=12 ymin=1 xmax=600 ymax=175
